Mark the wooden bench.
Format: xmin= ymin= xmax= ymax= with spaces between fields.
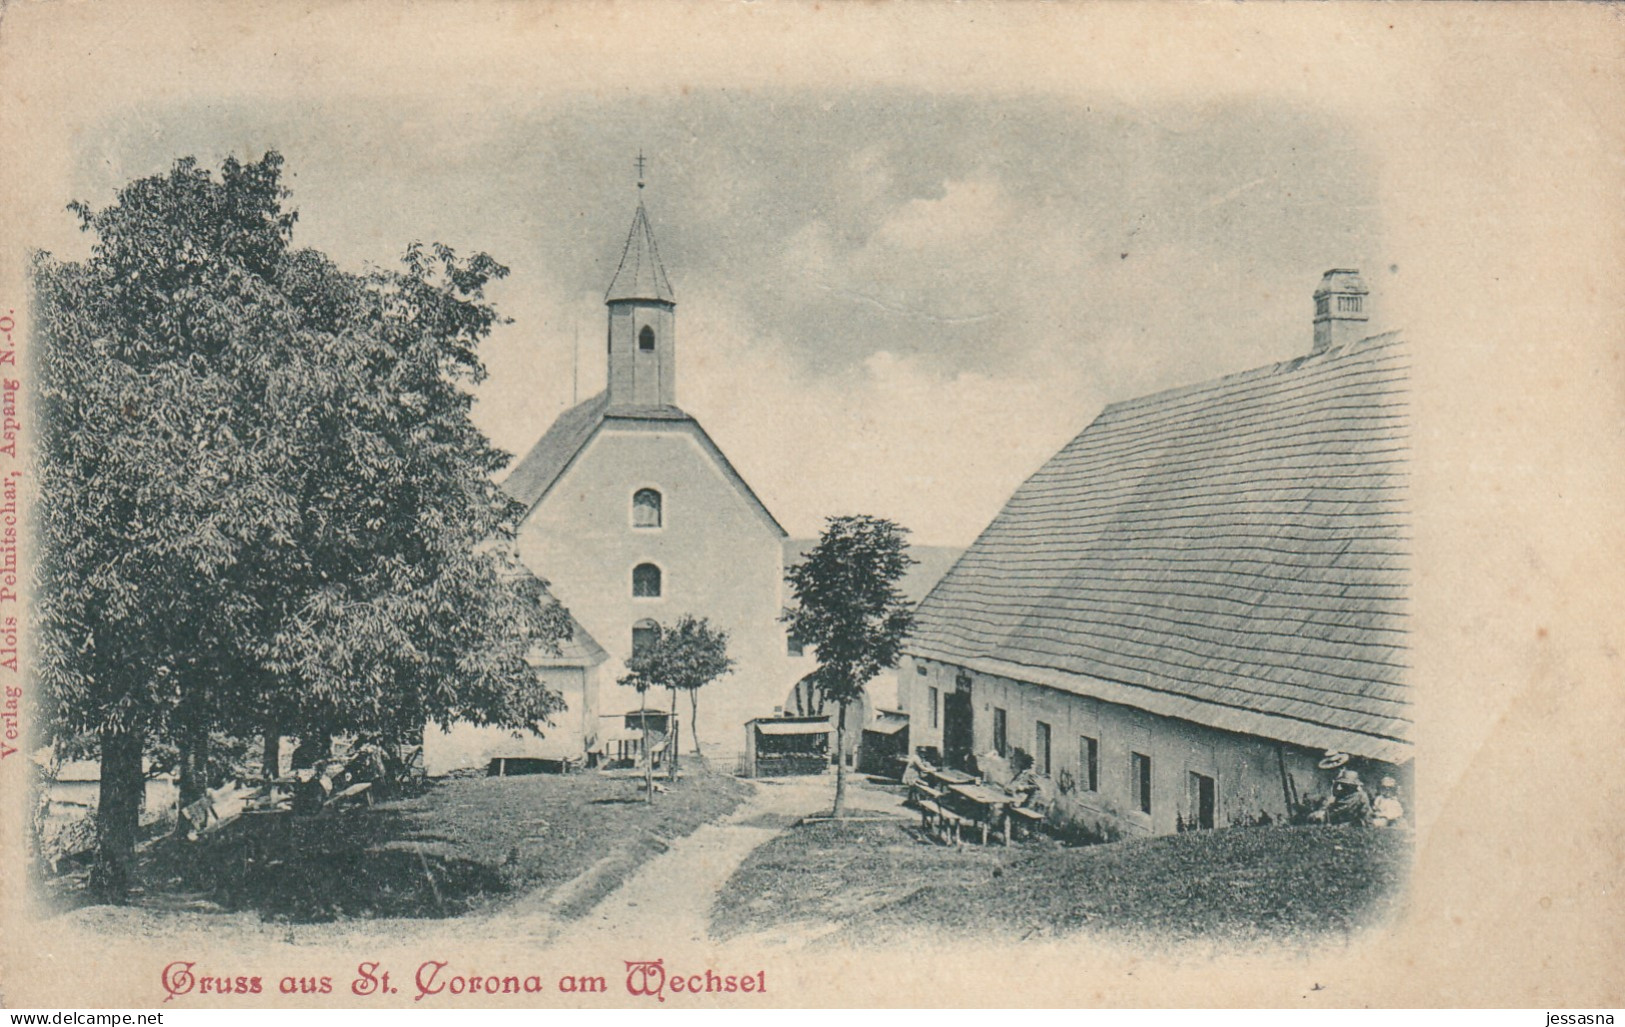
xmin=916 ymin=800 xmax=966 ymax=845
xmin=909 ymin=782 xmax=944 ymax=805
xmin=916 ymin=799 xmax=941 ymax=828
xmin=1009 ymin=806 xmax=1045 ymax=839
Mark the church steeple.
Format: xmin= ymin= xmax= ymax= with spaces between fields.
xmin=605 ymin=202 xmax=675 ymax=305
xmin=605 ymin=162 xmax=676 ymax=409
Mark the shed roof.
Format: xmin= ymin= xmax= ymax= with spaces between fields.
xmin=908 ymin=333 xmax=1411 ymax=763
xmin=754 ymin=718 xmax=834 ymax=736
xmin=867 ymin=711 xmax=910 ymax=736
xmin=490 ymin=546 xmax=608 ymax=667
xmin=533 ymin=609 xmax=608 ymax=668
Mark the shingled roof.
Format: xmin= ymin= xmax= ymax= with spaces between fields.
xmin=502 ymin=392 xmax=613 ymax=510
xmin=908 ymin=332 xmax=1411 ymax=763
xmin=500 ymin=391 xmax=787 ymax=537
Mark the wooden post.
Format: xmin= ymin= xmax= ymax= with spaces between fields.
xmin=642 ymin=706 xmax=654 ymax=804
xmin=833 ymin=700 xmax=848 ymax=818
xmin=668 ymin=686 xmax=679 ymax=781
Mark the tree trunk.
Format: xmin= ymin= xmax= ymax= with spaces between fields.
xmin=176 ymin=716 xmax=210 ymax=834
xmin=833 ymin=700 xmax=848 ymax=819
xmin=90 ymin=726 xmax=144 ymax=903
xmin=262 ymin=728 xmax=281 ymax=782
xmin=668 ymin=686 xmax=679 ymax=781
xmin=688 ymin=690 xmax=704 ymax=760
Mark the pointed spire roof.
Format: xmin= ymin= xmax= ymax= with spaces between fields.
xmin=605 ymin=200 xmax=675 ymax=304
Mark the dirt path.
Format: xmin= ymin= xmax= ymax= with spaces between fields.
xmin=47 ymin=771 xmax=908 ymax=957
xmin=492 ymin=773 xmax=909 ymax=950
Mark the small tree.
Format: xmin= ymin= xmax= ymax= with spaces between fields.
xmin=782 ymin=515 xmax=915 ymax=818
xmin=665 ymin=615 xmax=734 ymax=763
xmin=618 ymin=615 xmax=734 ymax=797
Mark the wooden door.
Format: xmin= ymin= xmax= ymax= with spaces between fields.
xmin=943 ymin=690 xmax=974 ymax=771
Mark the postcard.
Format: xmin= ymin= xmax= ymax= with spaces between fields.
xmin=0 ymin=0 xmax=1620 ymax=1010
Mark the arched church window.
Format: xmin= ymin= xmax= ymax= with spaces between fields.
xmin=639 ymin=325 xmax=656 ymax=352
xmin=632 ymin=618 xmax=659 ymax=657
xmin=632 ymin=488 xmax=663 ymax=529
xmin=632 ymin=562 xmax=662 ymax=598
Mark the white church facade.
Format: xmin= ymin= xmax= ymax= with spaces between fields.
xmin=425 ymin=194 xmax=811 ymax=772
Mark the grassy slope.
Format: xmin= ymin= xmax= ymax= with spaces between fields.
xmin=712 ymin=820 xmax=1408 ymax=946
xmin=56 ymin=769 xmax=750 ymax=923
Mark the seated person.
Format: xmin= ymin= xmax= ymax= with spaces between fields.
xmin=1371 ymin=776 xmax=1406 ymax=827
xmin=901 ymin=750 xmax=927 ymax=788
xmin=1309 ymin=768 xmax=1371 ymax=826
xmin=976 ymin=750 xmax=1013 ymax=788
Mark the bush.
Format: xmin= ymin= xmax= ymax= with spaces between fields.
xmin=1044 ymin=792 xmax=1124 ymax=846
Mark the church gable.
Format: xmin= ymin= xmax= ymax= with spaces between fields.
xmin=529 ymin=409 xmax=786 ymax=541
xmin=503 ymin=188 xmax=782 ymax=538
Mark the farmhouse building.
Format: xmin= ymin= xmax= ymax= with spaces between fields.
xmin=901 ymin=270 xmax=1410 ymax=836
xmin=491 ymin=193 xmax=800 ymax=757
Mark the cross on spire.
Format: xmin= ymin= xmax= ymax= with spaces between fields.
xmin=634 ymin=150 xmax=647 ymax=190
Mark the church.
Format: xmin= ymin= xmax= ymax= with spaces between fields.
xmin=425 ymin=190 xmax=810 ymax=772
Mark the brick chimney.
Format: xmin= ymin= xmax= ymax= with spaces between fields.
xmin=1312 ymin=269 xmax=1369 ymax=354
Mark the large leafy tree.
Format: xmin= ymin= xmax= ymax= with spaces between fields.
xmin=782 ymin=515 xmax=915 ymax=818
xmin=34 ymin=153 xmax=568 ymax=898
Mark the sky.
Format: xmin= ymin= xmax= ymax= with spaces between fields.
xmin=42 ymin=89 xmax=1381 ymax=546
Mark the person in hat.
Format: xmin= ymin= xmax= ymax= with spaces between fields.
xmin=1302 ymin=752 xmax=1348 ymax=823
xmin=1309 ymin=767 xmax=1372 ymax=826
xmin=1318 ymin=750 xmax=1350 ymax=771
xmin=1371 ymin=776 xmax=1405 ymax=827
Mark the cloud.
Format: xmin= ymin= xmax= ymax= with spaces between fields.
xmin=871 ymin=178 xmax=1010 ymax=252
xmin=674 ymin=290 xmax=1098 ymax=545
xmin=53 ymin=91 xmax=1381 ymax=547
